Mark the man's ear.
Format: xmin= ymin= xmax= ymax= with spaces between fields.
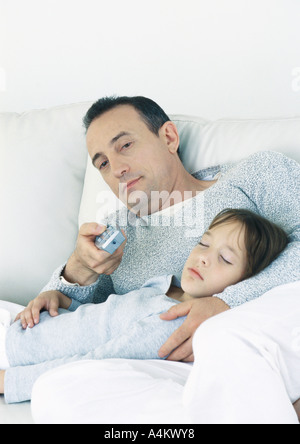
xmin=160 ymin=121 xmax=180 ymax=154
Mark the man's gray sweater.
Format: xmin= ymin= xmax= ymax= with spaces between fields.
xmin=42 ymin=151 xmax=300 ymax=310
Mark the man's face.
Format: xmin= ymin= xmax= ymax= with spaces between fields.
xmin=86 ymin=105 xmax=179 ymax=214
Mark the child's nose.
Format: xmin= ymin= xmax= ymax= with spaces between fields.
xmin=199 ymin=252 xmax=210 ymax=266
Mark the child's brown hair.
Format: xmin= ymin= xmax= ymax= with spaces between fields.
xmin=209 ymin=208 xmax=288 ymax=280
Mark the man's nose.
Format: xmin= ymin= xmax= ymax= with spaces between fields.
xmin=110 ymin=156 xmax=130 ymax=178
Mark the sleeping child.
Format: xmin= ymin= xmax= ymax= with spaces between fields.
xmin=0 ymin=208 xmax=288 ymax=403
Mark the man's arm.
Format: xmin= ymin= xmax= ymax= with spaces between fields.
xmin=39 ymin=262 xmax=110 ymax=311
xmin=18 ymin=222 xmax=126 ymax=326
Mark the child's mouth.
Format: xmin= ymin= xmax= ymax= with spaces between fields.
xmin=188 ymin=268 xmax=204 ymax=281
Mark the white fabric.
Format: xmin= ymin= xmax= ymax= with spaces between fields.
xmin=184 ymin=281 xmax=300 ymax=424
xmin=32 ymin=359 xmax=193 ymax=424
xmin=0 ymin=302 xmax=23 ymax=370
xmin=0 ymin=301 xmax=25 ymax=320
xmin=0 ymin=309 xmax=11 ymax=370
xmin=0 ymin=309 xmax=12 ymax=329
xmin=31 ymin=282 xmax=300 ymax=424
xmin=0 ymin=301 xmax=34 ymax=425
xmin=78 ymin=114 xmax=300 ymax=225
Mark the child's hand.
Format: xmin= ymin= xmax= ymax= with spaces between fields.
xmin=158 ymin=297 xmax=230 ymax=362
xmin=15 ymin=291 xmax=71 ymax=329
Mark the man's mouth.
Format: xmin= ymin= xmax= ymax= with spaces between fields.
xmin=188 ymin=268 xmax=204 ymax=281
xmin=126 ymin=177 xmax=142 ymax=191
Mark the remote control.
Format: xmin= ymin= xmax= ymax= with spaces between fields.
xmin=95 ymin=225 xmax=126 ymax=255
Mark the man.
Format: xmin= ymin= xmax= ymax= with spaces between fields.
xmin=17 ymin=96 xmax=299 ymax=366
xmin=17 ymin=96 xmax=229 ymax=362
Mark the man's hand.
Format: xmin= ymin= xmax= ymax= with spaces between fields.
xmin=15 ymin=291 xmax=71 ymax=329
xmin=158 ymin=297 xmax=230 ymax=362
xmin=63 ymin=223 xmax=127 ymax=286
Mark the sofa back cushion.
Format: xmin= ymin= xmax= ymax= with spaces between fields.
xmin=0 ymin=102 xmax=91 ymax=304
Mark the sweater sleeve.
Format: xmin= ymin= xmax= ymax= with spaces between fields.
xmin=213 ymin=151 xmax=300 ymax=308
xmin=40 ymin=263 xmax=115 ymax=311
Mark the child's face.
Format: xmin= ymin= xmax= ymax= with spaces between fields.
xmin=181 ymin=221 xmax=248 ymax=298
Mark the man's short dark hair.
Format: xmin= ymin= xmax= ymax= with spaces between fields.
xmin=83 ymin=96 xmax=171 ymax=136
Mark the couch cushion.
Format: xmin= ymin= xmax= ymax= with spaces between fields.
xmin=0 ymin=102 xmax=92 ymax=304
xmin=199 ymin=117 xmax=300 ymax=168
xmin=78 ymin=115 xmax=300 ymax=226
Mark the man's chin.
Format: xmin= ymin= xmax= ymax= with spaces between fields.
xmin=120 ymin=189 xmax=151 ymax=215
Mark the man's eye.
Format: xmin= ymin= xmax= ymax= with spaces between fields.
xmin=100 ymin=160 xmax=109 ymax=170
xmin=122 ymin=142 xmax=132 ymax=150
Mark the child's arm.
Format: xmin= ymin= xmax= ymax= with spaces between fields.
xmin=4 ymin=313 xmax=185 ymax=404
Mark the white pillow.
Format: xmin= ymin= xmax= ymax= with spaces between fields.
xmin=0 ymin=102 xmax=92 ymax=304
xmin=78 ymin=115 xmax=300 ymax=226
xmin=199 ymin=117 xmax=300 ymax=167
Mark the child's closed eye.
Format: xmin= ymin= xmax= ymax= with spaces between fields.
xmin=221 ymin=256 xmax=233 ymax=265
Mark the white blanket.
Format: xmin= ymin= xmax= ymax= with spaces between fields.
xmin=31 ymin=281 xmax=300 ymax=424
xmin=0 ymin=303 xmax=22 ymax=370
xmin=0 ymin=301 xmax=24 ymax=320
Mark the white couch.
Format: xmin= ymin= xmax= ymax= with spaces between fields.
xmin=1 ymin=102 xmax=300 ymax=424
